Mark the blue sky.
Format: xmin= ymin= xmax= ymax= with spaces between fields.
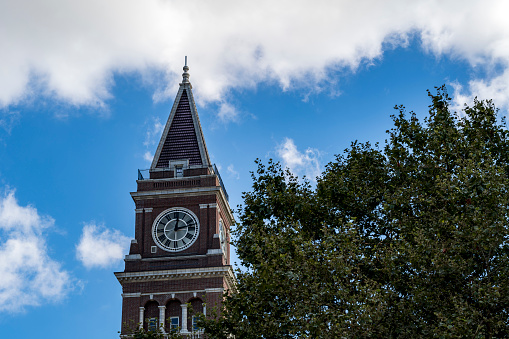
xmin=1 ymin=0 xmax=509 ymax=338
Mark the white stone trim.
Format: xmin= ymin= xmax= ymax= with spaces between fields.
xmin=125 ymin=254 xmax=141 ymax=260
xmin=135 ymin=208 xmax=144 ymax=214
xmin=124 ymin=288 xmax=223 ymax=297
xmin=199 ymin=204 xmax=209 ymax=209
xmin=158 ymin=306 xmax=166 ymax=329
xmin=144 ymin=208 xmax=153 ymax=212
xmin=132 ymin=186 xmax=220 ymax=197
xmin=115 ymin=266 xmax=236 ymax=292
xmin=207 ymin=249 xmax=222 ymax=255
xmin=139 ymin=307 xmax=145 ymax=329
xmin=123 ymin=292 xmax=142 ymax=298
xmin=140 ymin=251 xmax=222 ymax=261
xmin=180 ymin=304 xmax=188 ymax=333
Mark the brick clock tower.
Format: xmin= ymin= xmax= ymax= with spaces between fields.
xmin=115 ymin=62 xmax=234 ymax=337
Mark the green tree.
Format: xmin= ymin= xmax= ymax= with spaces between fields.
xmin=202 ymin=87 xmax=509 ymax=338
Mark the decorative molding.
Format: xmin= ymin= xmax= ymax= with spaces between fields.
xmin=135 ymin=208 xmax=144 ymax=214
xmin=199 ymin=204 xmax=209 ymax=209
xmin=115 ymin=266 xmax=236 ymax=292
xmin=141 ymin=254 xmax=206 ymax=261
xmin=123 ymin=292 xmax=142 ymax=298
xmin=144 ymin=208 xmax=153 ymax=212
xmin=125 ymin=254 xmax=142 ymax=261
xmin=207 ymin=249 xmax=222 ymax=255
xmin=132 ymin=186 xmax=220 ymax=198
xmin=123 ymin=288 xmax=220 ymax=298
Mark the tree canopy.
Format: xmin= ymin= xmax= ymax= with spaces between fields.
xmin=202 ymin=87 xmax=509 ymax=338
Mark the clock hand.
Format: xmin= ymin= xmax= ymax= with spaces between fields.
xmin=174 ymin=214 xmax=179 ymax=232
xmin=175 ymin=223 xmax=188 ymax=231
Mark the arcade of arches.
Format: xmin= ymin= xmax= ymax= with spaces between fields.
xmin=140 ymin=297 xmax=205 ymax=333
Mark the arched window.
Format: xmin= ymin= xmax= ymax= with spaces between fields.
xmin=165 ymin=299 xmax=181 ymax=333
xmin=143 ymin=300 xmax=159 ymax=332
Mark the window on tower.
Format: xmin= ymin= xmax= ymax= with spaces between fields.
xmin=175 ymin=165 xmax=183 ymax=177
xmin=169 ymin=316 xmax=179 ymax=332
xmin=192 ymin=315 xmax=200 ymax=331
xmin=147 ymin=317 xmax=158 ymax=332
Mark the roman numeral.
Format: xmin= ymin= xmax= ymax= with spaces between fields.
xmin=158 ymin=234 xmax=166 ymax=242
xmin=164 ymin=239 xmax=171 ymax=247
xmin=185 ymin=233 xmax=193 ymax=240
xmin=173 ymin=241 xmax=178 ymax=249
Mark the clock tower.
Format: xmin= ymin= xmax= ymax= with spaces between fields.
xmin=115 ymin=62 xmax=234 ymax=336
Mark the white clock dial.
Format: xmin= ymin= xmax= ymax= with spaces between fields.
xmin=152 ymin=208 xmax=200 ymax=252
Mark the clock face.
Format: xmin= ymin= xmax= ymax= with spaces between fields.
xmin=152 ymin=208 xmax=200 ymax=252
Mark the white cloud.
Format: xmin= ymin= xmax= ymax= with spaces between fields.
xmin=143 ymin=151 xmax=153 ymax=162
xmin=276 ymin=138 xmax=322 ymax=180
xmin=76 ymin=223 xmax=130 ymax=269
xmin=451 ymin=70 xmax=509 ymax=112
xmin=2 ymin=1 xmax=509 ymax=115
xmin=0 ymin=189 xmax=72 ymax=313
xmin=143 ymin=118 xmax=164 ymax=148
xmin=0 ymin=110 xmax=21 ymax=134
xmin=227 ymin=164 xmax=240 ymax=179
xmin=142 ymin=117 xmax=163 ymax=163
xmin=218 ymin=102 xmax=239 ymax=123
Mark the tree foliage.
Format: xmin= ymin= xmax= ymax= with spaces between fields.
xmin=202 ymin=87 xmax=509 ymax=338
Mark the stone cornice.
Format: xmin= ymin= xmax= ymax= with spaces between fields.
xmin=115 ymin=266 xmax=236 ymax=292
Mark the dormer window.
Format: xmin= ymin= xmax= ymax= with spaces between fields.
xmin=168 ymin=159 xmax=188 ymax=178
xmin=175 ymin=165 xmax=183 ymax=177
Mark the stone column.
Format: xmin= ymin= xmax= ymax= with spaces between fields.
xmin=139 ymin=307 xmax=145 ymax=329
xmin=180 ymin=304 xmax=188 ymax=333
xmin=158 ymin=306 xmax=166 ymax=332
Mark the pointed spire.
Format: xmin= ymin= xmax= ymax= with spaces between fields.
xmin=150 ymin=59 xmax=211 ymax=170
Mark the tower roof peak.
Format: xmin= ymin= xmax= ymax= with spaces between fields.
xmin=150 ymin=58 xmax=210 ymax=169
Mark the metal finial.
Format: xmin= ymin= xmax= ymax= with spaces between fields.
xmin=182 ymin=56 xmax=190 ymax=83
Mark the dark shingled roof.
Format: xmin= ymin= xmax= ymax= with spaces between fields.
xmin=155 ymin=90 xmax=203 ymax=168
